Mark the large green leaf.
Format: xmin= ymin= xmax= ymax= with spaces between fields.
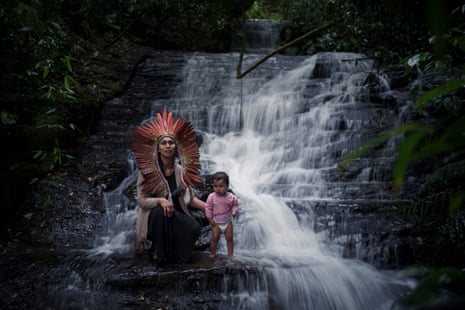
xmin=393 ymin=130 xmax=429 ymax=192
xmin=338 ymin=122 xmax=428 ymax=172
xmin=413 ymin=114 xmax=465 ymax=160
xmin=398 ymin=267 xmax=465 ymax=307
xmin=416 ymin=79 xmax=465 ymax=111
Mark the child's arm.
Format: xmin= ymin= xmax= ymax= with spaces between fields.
xmin=231 ymin=195 xmax=238 ymax=217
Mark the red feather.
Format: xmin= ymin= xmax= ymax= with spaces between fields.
xmin=132 ymin=107 xmax=201 ymax=195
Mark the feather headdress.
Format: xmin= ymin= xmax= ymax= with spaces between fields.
xmin=132 ymin=108 xmax=202 ymax=196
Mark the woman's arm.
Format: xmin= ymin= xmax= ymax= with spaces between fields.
xmin=137 ymin=172 xmax=172 ymax=211
xmin=189 ymin=196 xmax=206 ymax=210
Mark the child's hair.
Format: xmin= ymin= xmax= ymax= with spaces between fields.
xmin=213 ymin=171 xmax=229 ymax=187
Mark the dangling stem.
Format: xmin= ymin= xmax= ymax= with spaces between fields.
xmin=236 ymin=21 xmax=334 ymax=79
xmin=240 ymin=78 xmax=243 ymax=129
xmin=236 ymin=15 xmax=247 ymax=129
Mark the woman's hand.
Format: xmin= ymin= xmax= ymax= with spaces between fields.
xmin=159 ymin=198 xmax=174 ymax=217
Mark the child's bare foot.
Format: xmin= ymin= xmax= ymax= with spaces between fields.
xmin=208 ymin=254 xmax=216 ymax=260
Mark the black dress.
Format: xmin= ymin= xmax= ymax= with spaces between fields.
xmin=147 ymin=173 xmax=201 ymax=264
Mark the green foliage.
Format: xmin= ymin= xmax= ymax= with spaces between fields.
xmin=338 ymin=4 xmax=465 ymax=305
xmin=403 ymin=192 xmax=450 ymax=220
xmin=341 ymin=3 xmax=465 ymax=206
xmin=251 ymin=0 xmax=430 ymax=63
xmin=437 ymin=210 xmax=465 ymax=251
xmin=0 ymin=0 xmax=254 ymax=224
xmin=66 ymin=0 xmax=253 ymax=51
xmin=1 ymin=1 xmax=82 ymax=175
xmin=416 ymin=79 xmax=465 ymax=111
xmin=246 ymin=1 xmax=268 ymax=19
xmin=1 ymin=111 xmax=17 ymax=125
xmin=39 ymin=55 xmax=77 ymax=103
xmin=397 ymin=266 xmax=465 ymax=308
xmin=246 ymin=0 xmax=282 ymax=20
xmin=33 ymin=137 xmax=75 ymax=172
xmin=41 ymin=193 xmax=52 ymax=208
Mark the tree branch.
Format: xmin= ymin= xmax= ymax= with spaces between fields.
xmin=236 ymin=21 xmax=334 ymax=79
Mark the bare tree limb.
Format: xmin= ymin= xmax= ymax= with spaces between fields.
xmin=236 ymin=21 xmax=334 ymax=79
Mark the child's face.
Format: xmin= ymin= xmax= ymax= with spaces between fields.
xmin=213 ymin=178 xmax=228 ymax=196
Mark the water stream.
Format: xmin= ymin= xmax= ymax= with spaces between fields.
xmin=91 ymin=51 xmax=414 ymax=309
xmin=242 ymin=19 xmax=281 ymax=53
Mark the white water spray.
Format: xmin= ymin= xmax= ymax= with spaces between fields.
xmin=89 ymin=154 xmax=138 ymax=256
xmin=171 ymin=52 xmax=408 ymax=309
xmin=91 ymin=51 xmax=411 ymax=309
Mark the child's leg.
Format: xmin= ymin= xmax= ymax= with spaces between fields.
xmin=210 ymin=225 xmax=220 ymax=259
xmin=224 ymin=222 xmax=234 ymax=257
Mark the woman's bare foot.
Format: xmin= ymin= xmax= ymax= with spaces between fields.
xmin=208 ymin=253 xmax=216 ymax=260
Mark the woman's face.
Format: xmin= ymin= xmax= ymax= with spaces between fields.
xmin=158 ymin=136 xmax=176 ymax=159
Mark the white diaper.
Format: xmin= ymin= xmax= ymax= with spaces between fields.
xmin=217 ymin=221 xmax=231 ymax=234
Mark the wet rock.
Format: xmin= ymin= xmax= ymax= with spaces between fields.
xmin=298 ymin=199 xmax=418 ymax=268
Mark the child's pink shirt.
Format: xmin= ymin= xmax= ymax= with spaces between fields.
xmin=205 ymin=192 xmax=238 ymax=224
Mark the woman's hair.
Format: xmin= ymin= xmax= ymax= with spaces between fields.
xmin=213 ymin=171 xmax=229 ymax=187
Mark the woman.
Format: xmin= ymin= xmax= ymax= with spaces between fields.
xmin=132 ymin=108 xmax=205 ymax=264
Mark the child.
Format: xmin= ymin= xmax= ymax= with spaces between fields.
xmin=205 ymin=171 xmax=238 ymax=259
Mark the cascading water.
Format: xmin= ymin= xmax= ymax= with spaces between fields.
xmin=73 ymin=43 xmax=417 ymax=309
xmin=130 ymin=52 xmax=410 ymax=309
xmin=242 ymin=19 xmax=281 ymax=53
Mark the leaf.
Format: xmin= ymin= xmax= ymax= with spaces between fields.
xmin=440 ymin=113 xmax=465 ymax=141
xmin=398 ymin=267 xmax=465 ymax=307
xmin=66 ymin=94 xmax=77 ymax=101
xmin=61 ymin=56 xmax=73 ymax=72
xmin=1 ymin=111 xmax=17 ymax=125
xmin=338 ymin=122 xmax=425 ymax=171
xmin=50 ymin=21 xmax=62 ymax=31
xmin=413 ymin=114 xmax=465 ymax=160
xmin=412 ymin=139 xmax=450 ymax=161
xmin=416 ymin=79 xmax=465 ymax=111
xmin=449 ymin=192 xmax=464 ymax=213
xmin=24 ymin=213 xmax=33 ymax=220
xmin=67 ymin=75 xmax=77 ymax=83
xmin=453 ymin=36 xmax=465 ymax=53
xmin=33 ymin=150 xmax=44 ymax=160
xmin=338 ymin=129 xmax=394 ymax=171
xmin=42 ymin=67 xmax=49 ymax=79
xmin=393 ymin=130 xmax=428 ymax=192
xmin=40 ymin=86 xmax=54 ymax=101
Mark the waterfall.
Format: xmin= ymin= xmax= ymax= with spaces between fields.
xmin=143 ymin=52 xmax=409 ymax=309
xmin=243 ymin=19 xmax=281 ymax=53
xmin=84 ymin=50 xmax=413 ymax=309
